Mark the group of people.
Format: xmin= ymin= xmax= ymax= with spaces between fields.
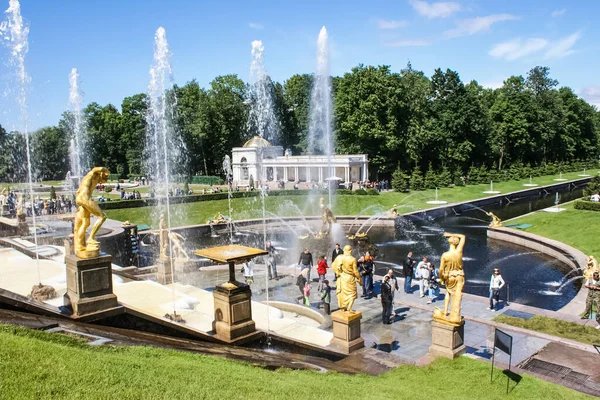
xmin=120 ymin=189 xmax=142 ymax=200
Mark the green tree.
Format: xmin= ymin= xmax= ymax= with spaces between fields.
xmin=282 ymin=74 xmax=312 ymax=153
xmin=31 ymin=126 xmax=69 ymax=180
xmin=410 ymin=166 xmax=425 ymax=191
xmin=391 ymin=167 xmax=410 ymax=192
xmin=85 ymin=103 xmax=124 ymax=174
xmin=121 ymin=94 xmax=148 ymax=176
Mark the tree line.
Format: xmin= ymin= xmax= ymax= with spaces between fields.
xmin=0 ymin=64 xmax=598 ymax=183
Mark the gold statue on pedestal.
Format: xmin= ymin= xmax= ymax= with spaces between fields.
xmin=319 ymin=197 xmax=336 ymax=235
xmin=486 ymin=212 xmax=502 ymax=228
xmin=433 ymin=232 xmax=466 ymax=326
xmin=584 ymin=255 xmax=599 ymax=280
xmin=74 ymin=167 xmax=109 ymax=259
xmin=332 ymin=245 xmax=362 ymax=313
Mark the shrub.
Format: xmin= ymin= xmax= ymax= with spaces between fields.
xmin=354 ymin=189 xmax=367 ymax=195
xmin=424 ymin=164 xmax=437 ymax=189
xmin=336 ymin=189 xmax=352 ymax=195
xmin=391 ymin=168 xmax=410 ymax=192
xmin=183 ymin=182 xmax=190 ymax=194
xmin=103 ymin=185 xmax=114 ymax=193
xmin=574 ymin=200 xmax=600 ymax=212
xmin=438 ymin=167 xmax=452 ymax=187
xmin=583 ymin=175 xmax=600 ymax=197
xmin=365 ymin=188 xmax=379 ymax=196
xmin=49 ymin=186 xmax=56 ymax=200
xmin=410 ymin=166 xmax=425 ymax=191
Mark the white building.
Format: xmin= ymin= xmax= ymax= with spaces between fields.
xmin=231 ymin=136 xmax=369 ymax=184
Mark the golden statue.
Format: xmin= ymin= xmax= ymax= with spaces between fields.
xmin=16 ymin=193 xmax=24 ymax=216
xmin=159 ymin=213 xmax=168 ymax=260
xmin=584 ymin=255 xmax=599 ymax=280
xmin=168 ymin=231 xmax=189 ymax=260
xmin=486 ymin=212 xmax=502 ymax=228
xmin=433 ymin=232 xmax=466 ymax=326
xmin=390 ymin=204 xmax=399 ymax=217
xmin=332 ymin=245 xmax=362 ymax=313
xmin=319 ymin=197 xmax=336 ymax=235
xmin=74 ymin=167 xmax=110 ymax=258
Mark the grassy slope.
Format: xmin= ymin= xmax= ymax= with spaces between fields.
xmin=493 ymin=315 xmax=599 ymax=345
xmin=104 ymin=170 xmax=600 ymax=227
xmin=0 ymin=324 xmax=589 ymax=400
xmin=508 ymin=202 xmax=600 ymax=258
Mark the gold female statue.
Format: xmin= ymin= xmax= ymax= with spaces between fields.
xmin=433 ymin=232 xmax=466 ymax=325
xmin=74 ymin=167 xmax=109 ymax=258
xmin=319 ymin=197 xmax=336 ymax=235
xmin=332 ymin=245 xmax=362 ymax=313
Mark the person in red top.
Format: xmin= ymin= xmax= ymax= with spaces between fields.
xmin=317 ymin=255 xmax=328 ymax=292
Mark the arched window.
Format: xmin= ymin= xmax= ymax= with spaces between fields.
xmin=241 ymin=157 xmax=249 ymax=180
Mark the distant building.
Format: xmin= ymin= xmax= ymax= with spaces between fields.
xmin=231 ymin=136 xmax=369 ymax=185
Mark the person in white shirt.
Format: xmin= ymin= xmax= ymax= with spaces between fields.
xmin=591 ymin=192 xmax=600 ymax=202
xmin=416 ymin=257 xmax=430 ymax=298
xmin=488 ymin=268 xmax=505 ymax=311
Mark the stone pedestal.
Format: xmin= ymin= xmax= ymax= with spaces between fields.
xmin=64 ymin=254 xmax=118 ymax=316
xmin=329 ymin=310 xmax=365 ymax=353
xmin=156 ymin=258 xmax=173 ymax=285
xmin=1 ymin=204 xmax=9 ymax=217
xmin=212 ymin=282 xmax=257 ymax=343
xmin=429 ymin=320 xmax=466 ymax=359
xmin=174 ymin=259 xmax=197 ymax=274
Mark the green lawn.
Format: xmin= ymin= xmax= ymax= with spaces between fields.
xmin=508 ymin=202 xmax=600 ymax=259
xmin=104 ymin=170 xmax=600 ymax=228
xmin=493 ymin=315 xmax=600 ymax=345
xmin=0 ymin=324 xmax=589 ymax=400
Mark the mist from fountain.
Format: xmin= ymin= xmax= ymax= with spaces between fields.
xmin=0 ymin=0 xmax=41 ymax=283
xmin=248 ymin=40 xmax=277 ymax=146
xmin=308 ymin=26 xmax=334 ymax=208
xmin=68 ymin=67 xmax=87 ymax=185
xmin=276 ymin=200 xmax=315 ymax=234
xmin=222 ymin=155 xmax=234 ymax=243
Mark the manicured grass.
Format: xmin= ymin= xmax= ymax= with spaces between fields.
xmin=493 ymin=315 xmax=600 ymax=345
xmin=508 ymin=202 xmax=600 ymax=259
xmin=104 ymin=170 xmax=600 ymax=227
xmin=0 ymin=324 xmax=590 ymax=400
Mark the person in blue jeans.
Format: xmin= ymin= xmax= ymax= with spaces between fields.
xmin=403 ymin=251 xmax=416 ymax=293
xmin=427 ymin=263 xmax=438 ymax=304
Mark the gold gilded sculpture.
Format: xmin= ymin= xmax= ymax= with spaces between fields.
xmin=433 ymin=232 xmax=466 ymax=326
xmin=390 ymin=204 xmax=399 ymax=217
xmin=74 ymin=167 xmax=109 ymax=258
xmin=486 ymin=212 xmax=502 ymax=228
xmin=332 ymin=245 xmax=362 ymax=312
xmin=16 ymin=193 xmax=24 ymax=216
xmin=159 ymin=213 xmax=168 ymax=260
xmin=584 ymin=255 xmax=599 ymax=280
xmin=319 ymin=197 xmax=336 ymax=235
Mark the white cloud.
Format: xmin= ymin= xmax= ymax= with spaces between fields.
xmin=383 ymin=39 xmax=432 ymax=47
xmin=248 ymin=22 xmax=264 ymax=30
xmin=551 ymin=9 xmax=566 ymax=17
xmin=580 ymin=86 xmax=600 ymax=108
xmin=408 ymin=0 xmax=461 ymax=19
xmin=445 ymin=14 xmax=520 ymax=38
xmin=544 ymin=31 xmax=581 ymax=59
xmin=377 ymin=19 xmax=409 ymax=29
xmin=489 ymin=38 xmax=548 ymax=61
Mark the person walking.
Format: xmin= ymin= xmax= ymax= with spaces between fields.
xmin=403 ymin=251 xmax=416 ymax=293
xmin=331 ymin=243 xmax=343 ymax=282
xmin=488 ymin=268 xmax=506 ymax=311
xmin=296 ymin=268 xmax=309 ymax=304
xmin=303 ymin=281 xmax=312 ymax=307
xmin=427 ymin=263 xmax=438 ymax=304
xmin=381 ymin=275 xmax=393 ymax=324
xmin=317 ymin=255 xmax=328 ymax=291
xmin=386 ymin=269 xmax=398 ymax=315
xmin=320 ymin=279 xmax=331 ymax=315
xmin=584 ymin=271 xmax=600 ymax=329
xmin=360 ymin=252 xmax=374 ymax=298
xmin=416 ymin=257 xmax=430 ymax=298
xmin=265 ymin=241 xmax=278 ymax=280
xmin=298 ymin=248 xmax=313 ymax=282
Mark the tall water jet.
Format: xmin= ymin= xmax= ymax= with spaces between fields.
xmin=68 ymin=67 xmax=87 ymax=186
xmin=0 ymin=0 xmax=41 ymax=281
xmin=308 ymin=26 xmax=334 ymax=207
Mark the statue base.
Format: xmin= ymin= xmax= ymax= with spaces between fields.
xmin=0 ymin=204 xmax=9 ymax=217
xmin=156 ymin=258 xmax=173 ymax=285
xmin=429 ymin=320 xmax=466 ymax=359
xmin=174 ymin=259 xmax=197 ymax=274
xmin=64 ymin=254 xmax=118 ymax=316
xmin=329 ymin=310 xmax=365 ymax=354
xmin=212 ymin=281 xmax=259 ymax=344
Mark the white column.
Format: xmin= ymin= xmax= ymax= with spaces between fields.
xmin=274 ymin=166 xmax=278 ymax=181
xmin=345 ymin=166 xmax=350 ymax=183
xmin=295 ymin=167 xmax=299 ymax=182
xmin=284 ymin=167 xmax=288 ymax=181
xmin=319 ymin=168 xmax=323 ymax=183
xmin=306 ymin=167 xmax=311 ymax=182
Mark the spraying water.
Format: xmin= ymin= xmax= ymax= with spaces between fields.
xmin=68 ymin=67 xmax=87 ymax=185
xmin=223 ymin=155 xmax=234 ymax=243
xmin=145 ymin=26 xmax=177 ymax=313
xmin=0 ymin=0 xmax=41 ymax=283
xmin=248 ymin=40 xmax=277 ymax=146
xmin=308 ymin=26 xmax=334 ymax=207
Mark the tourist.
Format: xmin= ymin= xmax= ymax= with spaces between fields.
xmin=242 ymin=261 xmax=254 ymax=285
xmin=303 ymin=281 xmax=312 ymax=307
xmin=416 ymin=257 xmax=430 ymax=298
xmin=265 ymin=241 xmax=278 ymax=280
xmin=331 ymin=243 xmax=343 ymax=282
xmin=317 ymin=255 xmax=328 ymax=291
xmin=363 ymin=251 xmax=375 ymax=298
xmin=427 ymin=263 xmax=438 ymax=304
xmin=381 ymin=275 xmax=393 ymax=324
xmin=591 ymin=192 xmax=600 ymax=202
xmin=386 ymin=269 xmax=398 ymax=315
xmin=488 ymin=268 xmax=505 ymax=311
xmin=583 ymin=271 xmax=600 ymax=329
xmin=320 ymin=279 xmax=331 ymax=315
xmin=296 ymin=268 xmax=309 ymax=304
xmin=403 ymin=251 xmax=416 ymax=293
xmin=298 ymin=248 xmax=313 ymax=282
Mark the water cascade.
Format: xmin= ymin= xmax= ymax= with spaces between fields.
xmin=308 ymin=26 xmax=334 ymax=207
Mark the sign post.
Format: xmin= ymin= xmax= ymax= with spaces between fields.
xmin=491 ymin=328 xmax=513 ymax=394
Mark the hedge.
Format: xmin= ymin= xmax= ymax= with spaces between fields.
xmin=574 ymin=199 xmax=600 ymax=212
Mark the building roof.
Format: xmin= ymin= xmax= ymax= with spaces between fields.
xmin=243 ymin=136 xmax=272 ymax=148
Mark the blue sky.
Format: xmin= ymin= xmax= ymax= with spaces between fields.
xmin=0 ymin=0 xmax=598 ymax=131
